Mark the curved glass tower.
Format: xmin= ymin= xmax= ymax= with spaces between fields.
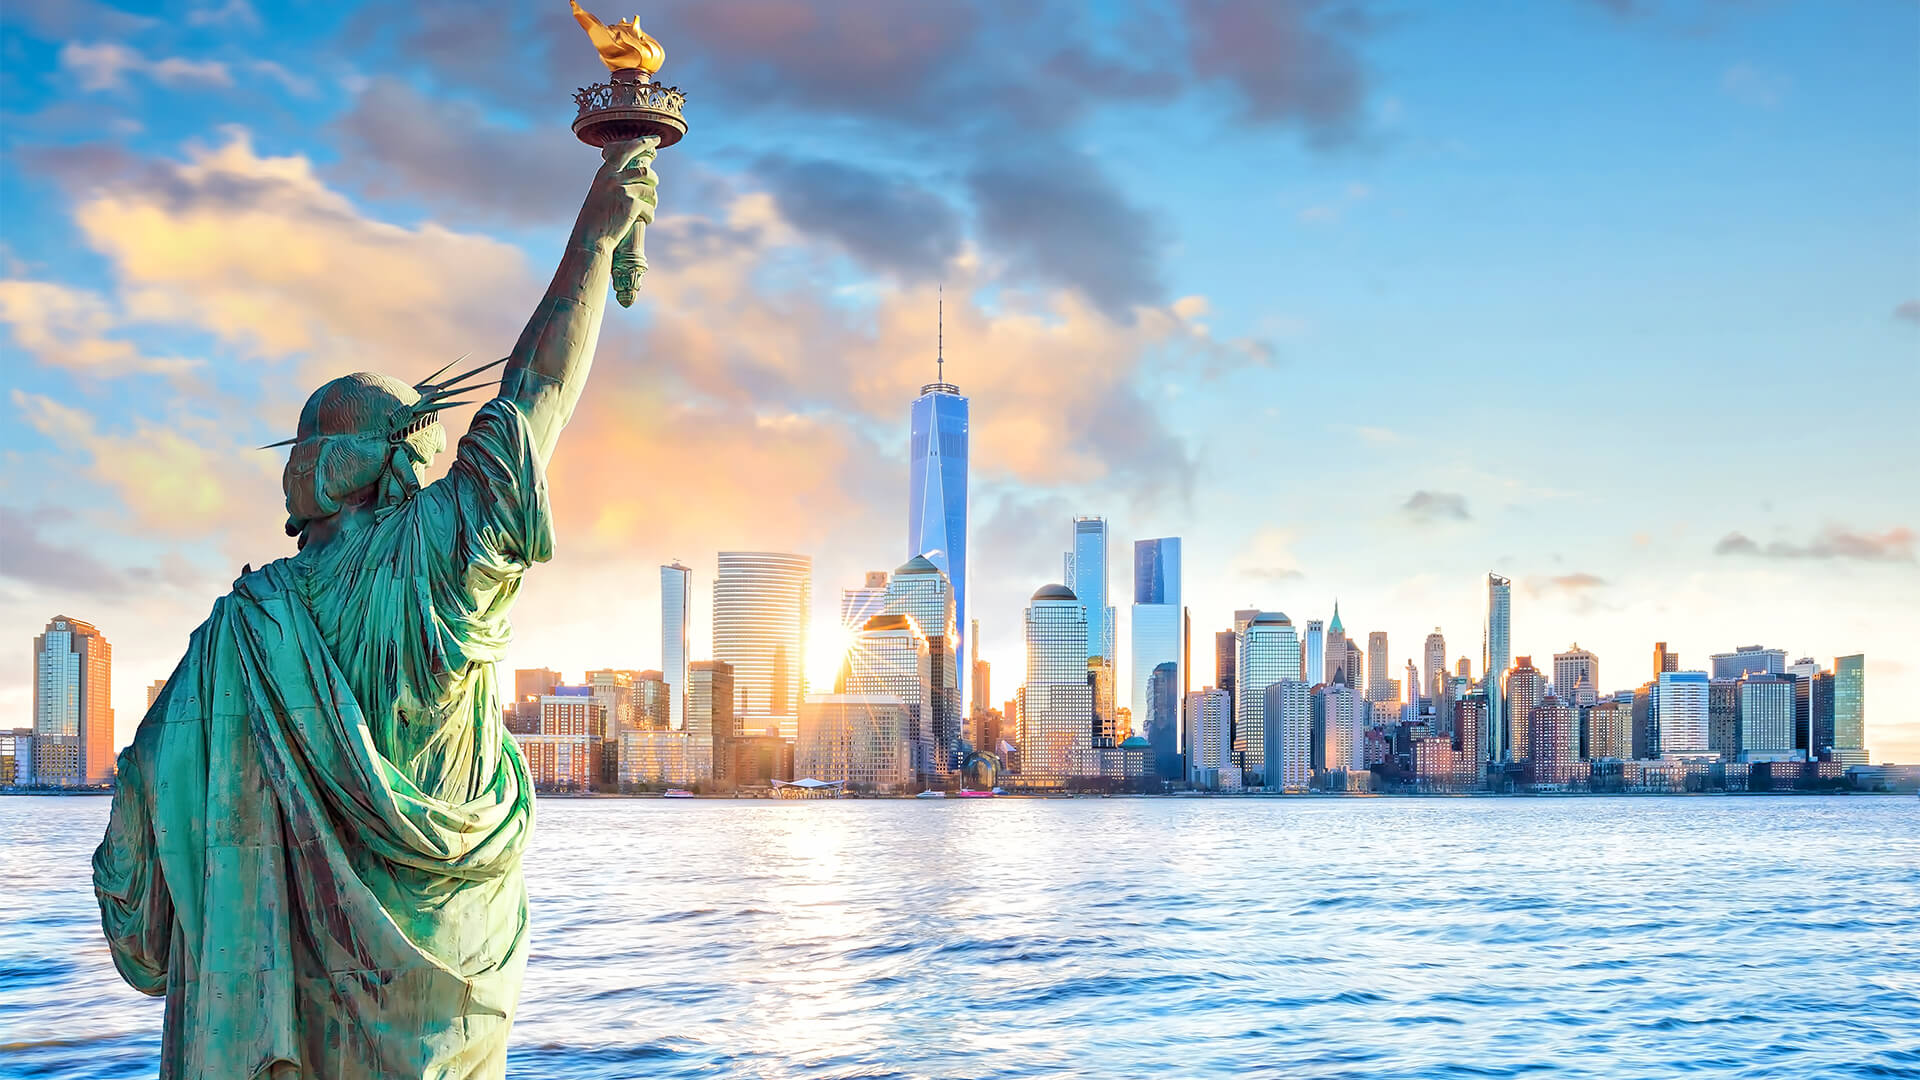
xmin=909 ymin=378 xmax=969 ymax=699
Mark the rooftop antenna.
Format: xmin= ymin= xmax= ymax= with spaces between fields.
xmin=936 ymin=285 xmax=944 ymax=385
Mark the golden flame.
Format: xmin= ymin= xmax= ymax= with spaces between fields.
xmin=570 ymin=0 xmax=666 ymax=74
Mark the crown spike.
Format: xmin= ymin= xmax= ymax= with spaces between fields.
xmin=424 ymin=355 xmax=508 ymax=393
xmin=415 ymin=351 xmax=472 ymax=390
xmin=257 ymin=436 xmax=299 ymax=450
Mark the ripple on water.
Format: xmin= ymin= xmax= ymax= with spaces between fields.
xmin=4 ymin=796 xmax=1918 ymax=1080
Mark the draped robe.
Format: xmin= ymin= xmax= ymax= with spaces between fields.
xmin=94 ymin=399 xmax=551 ymax=1079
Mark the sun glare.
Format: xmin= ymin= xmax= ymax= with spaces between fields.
xmin=805 ymin=616 xmax=854 ymax=694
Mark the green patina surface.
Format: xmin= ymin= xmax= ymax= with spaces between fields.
xmin=94 ymin=139 xmax=660 ymax=1079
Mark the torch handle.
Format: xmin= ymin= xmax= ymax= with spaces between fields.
xmin=612 ymin=221 xmax=647 ymax=308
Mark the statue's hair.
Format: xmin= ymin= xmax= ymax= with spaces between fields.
xmin=282 ymin=373 xmax=447 ymax=543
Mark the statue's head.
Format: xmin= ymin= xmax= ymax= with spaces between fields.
xmin=280 ymin=372 xmax=448 ymax=543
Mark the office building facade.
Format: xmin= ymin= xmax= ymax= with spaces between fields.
xmin=32 ymin=615 xmax=114 ymax=787
xmin=908 ymin=374 xmax=969 ymax=698
xmin=713 ymin=551 xmax=811 ymax=739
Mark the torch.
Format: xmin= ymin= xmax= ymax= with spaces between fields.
xmin=569 ymin=1 xmax=688 ymax=307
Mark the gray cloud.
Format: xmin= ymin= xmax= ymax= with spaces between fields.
xmin=1402 ymin=490 xmax=1470 ymax=522
xmin=968 ymin=147 xmax=1165 ymax=317
xmin=1714 ymin=527 xmax=1915 ymax=563
xmin=331 ymin=77 xmax=585 ymax=226
xmin=0 ymin=513 xmax=129 ymax=594
xmin=1181 ymin=0 xmax=1372 ymax=146
xmin=1894 ymin=299 xmax=1920 ymax=325
xmin=325 ymin=0 xmax=1378 ymax=309
xmin=753 ymin=156 xmax=962 ymax=281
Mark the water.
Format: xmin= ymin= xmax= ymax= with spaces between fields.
xmin=3 ymin=796 xmax=1917 ymax=1079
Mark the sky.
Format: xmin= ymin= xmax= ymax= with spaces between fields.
xmin=1 ymin=0 xmax=1916 ymax=761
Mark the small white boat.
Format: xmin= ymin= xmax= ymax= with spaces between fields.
xmin=913 ymin=789 xmax=947 ymax=799
xmin=662 ymin=789 xmax=695 ymax=799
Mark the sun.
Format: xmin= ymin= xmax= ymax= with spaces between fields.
xmin=805 ymin=616 xmax=854 ymax=695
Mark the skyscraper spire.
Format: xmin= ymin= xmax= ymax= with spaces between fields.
xmin=1329 ymin=600 xmax=1344 ymax=635
xmin=936 ymin=285 xmax=944 ymax=385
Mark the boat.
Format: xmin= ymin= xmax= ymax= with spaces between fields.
xmin=956 ymin=789 xmax=994 ymax=798
xmin=662 ymin=789 xmax=695 ymax=799
xmin=913 ymin=789 xmax=947 ymax=799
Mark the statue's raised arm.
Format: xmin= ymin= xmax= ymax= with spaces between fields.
xmin=498 ymin=137 xmax=659 ymax=464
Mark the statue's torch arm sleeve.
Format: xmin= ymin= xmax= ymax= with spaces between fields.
xmin=499 ymin=233 xmax=615 ymax=465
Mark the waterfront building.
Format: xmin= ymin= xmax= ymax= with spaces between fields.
xmin=1214 ymin=629 xmax=1238 ymax=704
xmin=1235 ymin=612 xmax=1301 ymax=785
xmin=636 ymin=670 xmax=671 ymax=729
xmin=908 ymin=349 xmax=970 ymax=690
xmin=1711 ymin=645 xmax=1787 ymax=681
xmin=1657 ymin=670 xmax=1711 ymax=755
xmin=1452 ymin=694 xmax=1486 ymax=785
xmin=617 ymin=730 xmax=702 ymax=789
xmin=661 ymin=561 xmax=691 ymax=730
xmin=1366 ymin=631 xmax=1393 ymax=703
xmin=1653 ymin=642 xmax=1680 ymax=676
xmin=690 ymin=661 xmax=735 ymax=790
xmin=1404 ymin=661 xmax=1419 ymax=704
xmin=1632 ymin=681 xmax=1659 ymax=758
xmin=713 ymin=551 xmax=811 ymax=739
xmin=1830 ymin=654 xmax=1867 ymax=765
xmin=1423 ymin=629 xmax=1446 ymax=703
xmin=514 ymin=667 xmax=561 ymax=705
xmin=1184 ymin=688 xmax=1232 ymax=788
xmin=969 ymin=618 xmax=990 ymax=745
xmin=1017 ymin=584 xmax=1094 ymax=790
xmin=145 ymin=679 xmax=166 ymax=710
xmin=1457 ymin=656 xmax=1471 ymax=680
xmin=1736 ymin=673 xmax=1797 ymax=762
xmin=1484 ymin=574 xmax=1511 ymax=764
xmin=1300 ymin=618 xmax=1325 ymax=687
xmin=0 ymin=729 xmax=32 ymax=786
xmin=730 ymin=732 xmax=795 ymax=791
xmin=841 ymin=570 xmax=890 ymax=629
xmin=1504 ymin=657 xmax=1544 ymax=766
xmin=1808 ymin=670 xmax=1836 ymax=757
xmin=1708 ymin=679 xmax=1739 ymax=758
xmin=881 ymin=556 xmax=960 ymax=774
xmin=842 ymin=613 xmax=936 ymax=781
xmin=1526 ymin=694 xmax=1579 ymax=787
xmin=515 ymin=732 xmax=595 ymax=791
xmin=1146 ymin=662 xmax=1181 ymax=781
xmin=586 ymin=668 xmax=639 ymax=736
xmin=1553 ymin=645 xmax=1599 ymax=707
xmin=797 ymin=694 xmax=915 ymax=793
xmin=1131 ymin=537 xmax=1185 ymax=779
xmin=1264 ymin=680 xmax=1312 ymax=791
xmin=33 ymin=615 xmax=114 ymax=787
xmin=1310 ymin=681 xmax=1363 ymax=777
xmin=1065 ymin=517 xmax=1116 ymax=737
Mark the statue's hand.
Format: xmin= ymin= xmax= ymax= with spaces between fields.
xmin=578 ymin=138 xmax=660 ymax=248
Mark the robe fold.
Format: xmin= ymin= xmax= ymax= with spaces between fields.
xmin=95 ymin=399 xmax=551 ymax=1080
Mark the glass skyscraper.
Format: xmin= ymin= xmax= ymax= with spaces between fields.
xmin=660 ymin=561 xmax=691 ymax=732
xmin=1019 ymin=584 xmax=1093 ymax=789
xmin=1235 ymin=612 xmax=1301 ymax=784
xmin=908 ymin=376 xmax=969 ymax=705
xmin=1484 ymin=573 xmax=1511 ymax=763
xmin=1831 ymin=653 xmax=1866 ymax=765
xmin=712 ymin=552 xmax=811 ymax=740
xmin=1131 ymin=537 xmax=1184 ymax=778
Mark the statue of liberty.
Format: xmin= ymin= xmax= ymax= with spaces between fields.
xmin=92 ymin=136 xmax=662 ymax=1078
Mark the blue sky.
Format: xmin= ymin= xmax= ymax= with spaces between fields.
xmin=2 ymin=0 xmax=1916 ymax=759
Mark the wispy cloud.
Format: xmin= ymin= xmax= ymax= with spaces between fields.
xmin=1402 ymin=490 xmax=1470 ymax=522
xmin=1714 ymin=526 xmax=1916 ymax=563
xmin=1721 ymin=63 xmax=1789 ymax=107
xmin=59 ymin=42 xmax=233 ymax=92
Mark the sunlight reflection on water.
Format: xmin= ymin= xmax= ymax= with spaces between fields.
xmin=3 ymin=795 xmax=1918 ymax=1079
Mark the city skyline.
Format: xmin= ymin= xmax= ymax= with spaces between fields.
xmin=1 ymin=2 xmax=1915 ymax=763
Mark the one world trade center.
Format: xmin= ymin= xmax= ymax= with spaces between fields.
xmin=908 ymin=314 xmax=969 ymax=705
